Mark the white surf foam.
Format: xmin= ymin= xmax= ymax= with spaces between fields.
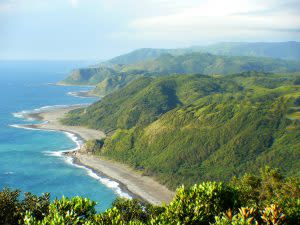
xmin=44 ymin=150 xmax=131 ymax=199
xmin=67 ymin=92 xmax=84 ymax=98
xmin=9 ymin=124 xmax=54 ymax=132
xmin=4 ymin=172 xmax=15 ymax=175
xmin=63 ymin=132 xmax=83 ymax=151
xmin=10 ymin=104 xmax=131 ymax=200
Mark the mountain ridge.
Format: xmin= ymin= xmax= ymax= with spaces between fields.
xmin=59 ymin=50 xmax=300 ymax=95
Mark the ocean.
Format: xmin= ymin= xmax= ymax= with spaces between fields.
xmin=0 ymin=61 xmax=128 ymax=211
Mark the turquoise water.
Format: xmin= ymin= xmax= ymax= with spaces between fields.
xmin=0 ymin=61 xmax=125 ymax=211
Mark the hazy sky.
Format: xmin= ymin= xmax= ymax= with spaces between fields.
xmin=0 ymin=0 xmax=299 ymax=60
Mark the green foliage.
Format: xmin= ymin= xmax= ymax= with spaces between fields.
xmin=20 ymin=192 xmax=51 ymax=221
xmin=1 ymin=170 xmax=299 ymax=224
xmin=81 ymin=139 xmax=105 ymax=154
xmin=230 ymin=167 xmax=300 ymax=224
xmin=153 ymin=182 xmax=239 ymax=225
xmin=0 ymin=188 xmax=21 ymax=225
xmin=213 ymin=205 xmax=286 ymax=225
xmin=0 ymin=188 xmax=50 ymax=225
xmin=94 ymin=198 xmax=164 ymax=224
xmin=24 ymin=196 xmax=96 ymax=225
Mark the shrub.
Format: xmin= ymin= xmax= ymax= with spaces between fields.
xmin=153 ymin=182 xmax=240 ymax=225
xmin=24 ymin=196 xmax=96 ymax=225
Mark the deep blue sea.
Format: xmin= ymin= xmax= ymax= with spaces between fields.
xmin=0 ymin=61 xmax=126 ymax=211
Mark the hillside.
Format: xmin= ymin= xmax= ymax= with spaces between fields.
xmin=60 ymin=52 xmax=300 ymax=95
xmin=62 ymin=72 xmax=300 ymax=189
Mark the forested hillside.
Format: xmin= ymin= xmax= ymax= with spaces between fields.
xmin=62 ymin=72 xmax=300 ymax=189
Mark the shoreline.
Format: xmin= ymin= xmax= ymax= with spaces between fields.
xmin=69 ymin=154 xmax=145 ymax=202
xmin=17 ymin=106 xmax=174 ymax=205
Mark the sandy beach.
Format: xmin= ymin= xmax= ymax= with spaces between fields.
xmin=22 ymin=106 xmax=174 ymax=205
xmin=24 ymin=106 xmax=105 ymax=141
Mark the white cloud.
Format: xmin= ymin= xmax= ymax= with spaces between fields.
xmin=0 ymin=0 xmax=15 ymax=12
xmin=69 ymin=0 xmax=79 ymax=8
xmin=121 ymin=0 xmax=300 ymax=42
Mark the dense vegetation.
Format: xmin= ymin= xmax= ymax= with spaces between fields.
xmin=62 ymin=72 xmax=300 ymax=189
xmin=1 ymin=168 xmax=299 ymax=224
xmin=59 ymin=51 xmax=300 ymax=95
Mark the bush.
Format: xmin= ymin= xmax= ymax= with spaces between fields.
xmin=0 ymin=188 xmax=50 ymax=225
xmin=230 ymin=167 xmax=300 ymax=223
xmin=24 ymin=196 xmax=96 ymax=225
xmin=213 ymin=204 xmax=287 ymax=225
xmin=153 ymin=182 xmax=240 ymax=225
xmin=1 ymin=168 xmax=299 ymax=224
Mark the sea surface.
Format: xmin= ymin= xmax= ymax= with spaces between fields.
xmin=0 ymin=61 xmax=128 ymax=211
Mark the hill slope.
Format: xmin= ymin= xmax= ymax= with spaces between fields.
xmin=62 ymin=72 xmax=300 ymax=189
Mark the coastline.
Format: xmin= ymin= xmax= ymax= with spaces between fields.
xmin=19 ymin=106 xmax=174 ymax=205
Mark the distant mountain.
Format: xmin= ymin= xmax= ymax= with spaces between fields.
xmin=62 ymin=72 xmax=300 ymax=188
xmin=197 ymin=41 xmax=300 ymax=60
xmin=106 ymin=42 xmax=300 ymax=65
xmin=106 ymin=48 xmax=195 ymax=65
xmin=59 ymin=52 xmax=300 ymax=95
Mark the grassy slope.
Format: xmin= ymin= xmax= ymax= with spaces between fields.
xmin=62 ymin=72 xmax=300 ymax=189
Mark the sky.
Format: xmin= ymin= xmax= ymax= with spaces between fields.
xmin=0 ymin=0 xmax=299 ymax=60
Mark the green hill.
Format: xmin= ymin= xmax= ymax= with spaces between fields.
xmin=62 ymin=72 xmax=300 ymax=189
xmin=60 ymin=52 xmax=300 ymax=95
